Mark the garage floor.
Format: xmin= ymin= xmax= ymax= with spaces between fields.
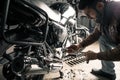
xmin=0 ymin=42 xmax=120 ymax=80
xmin=43 ymin=42 xmax=120 ymax=80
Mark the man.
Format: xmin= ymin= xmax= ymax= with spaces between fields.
xmin=66 ymin=0 xmax=120 ymax=80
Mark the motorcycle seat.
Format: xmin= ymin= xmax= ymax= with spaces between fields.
xmin=30 ymin=0 xmax=61 ymax=22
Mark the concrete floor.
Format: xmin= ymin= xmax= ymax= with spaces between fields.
xmin=0 ymin=42 xmax=120 ymax=80
xmin=44 ymin=42 xmax=120 ymax=80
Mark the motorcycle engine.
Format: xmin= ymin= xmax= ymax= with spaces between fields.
xmin=11 ymin=45 xmax=63 ymax=76
xmin=11 ymin=55 xmax=63 ymax=75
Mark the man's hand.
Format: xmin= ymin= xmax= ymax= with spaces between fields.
xmin=65 ymin=44 xmax=83 ymax=55
xmin=84 ymin=51 xmax=98 ymax=63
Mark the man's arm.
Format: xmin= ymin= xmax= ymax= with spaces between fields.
xmin=97 ymin=45 xmax=120 ymax=61
xmin=79 ymin=26 xmax=101 ymax=48
xmin=66 ymin=25 xmax=101 ymax=53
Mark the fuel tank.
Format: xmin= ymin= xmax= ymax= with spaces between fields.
xmin=50 ymin=2 xmax=75 ymax=19
xmin=50 ymin=2 xmax=76 ymax=25
xmin=29 ymin=0 xmax=61 ymax=22
xmin=0 ymin=0 xmax=46 ymax=25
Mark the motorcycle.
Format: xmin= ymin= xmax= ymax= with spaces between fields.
xmin=0 ymin=0 xmax=90 ymax=79
xmin=0 ymin=0 xmax=79 ymax=79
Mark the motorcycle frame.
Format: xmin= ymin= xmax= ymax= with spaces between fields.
xmin=1 ymin=0 xmax=51 ymax=46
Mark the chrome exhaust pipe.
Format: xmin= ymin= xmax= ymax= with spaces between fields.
xmin=25 ymin=64 xmax=49 ymax=75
